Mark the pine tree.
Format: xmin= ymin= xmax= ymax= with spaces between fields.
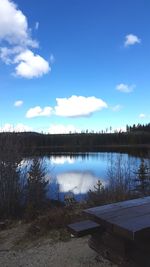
xmin=94 ymin=180 xmax=104 ymax=193
xmin=134 ymin=159 xmax=150 ymax=196
xmin=25 ymin=158 xmax=49 ymax=219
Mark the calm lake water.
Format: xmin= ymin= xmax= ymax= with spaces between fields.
xmin=41 ymin=152 xmax=143 ymax=201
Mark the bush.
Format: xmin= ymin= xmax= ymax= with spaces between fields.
xmin=27 ymin=206 xmax=83 ymax=240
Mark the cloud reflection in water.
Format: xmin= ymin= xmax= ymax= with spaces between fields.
xmin=56 ymin=171 xmax=105 ymax=195
xmin=51 ymin=156 xmax=75 ymax=165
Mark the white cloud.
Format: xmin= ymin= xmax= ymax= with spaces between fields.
xmin=15 ymin=123 xmax=32 ymax=132
xmin=0 ymin=123 xmax=32 ymax=132
xmin=54 ymin=95 xmax=108 ymax=117
xmin=14 ymin=100 xmax=23 ymax=107
xmin=0 ymin=47 xmax=50 ymax=78
xmin=26 ymin=106 xmax=52 ymax=118
xmin=48 ymin=124 xmax=80 ymax=134
xmin=0 ymin=0 xmax=37 ymax=47
xmin=112 ymin=104 xmax=122 ymax=112
xmin=124 ymin=34 xmax=141 ymax=47
xmin=116 ymin=83 xmax=135 ymax=93
xmin=0 ymin=46 xmax=23 ymax=64
xmin=139 ymin=113 xmax=146 ymax=118
xmin=14 ymin=50 xmax=50 ymax=78
xmin=26 ymin=95 xmax=107 ymax=121
xmin=0 ymin=0 xmax=50 ymax=78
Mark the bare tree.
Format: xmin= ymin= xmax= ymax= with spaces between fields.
xmin=0 ymin=134 xmax=23 ymax=218
xmin=107 ymin=153 xmax=134 ymax=202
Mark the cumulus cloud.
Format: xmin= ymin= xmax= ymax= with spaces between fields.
xmin=124 ymin=34 xmax=141 ymax=47
xmin=116 ymin=83 xmax=135 ymax=93
xmin=0 ymin=0 xmax=50 ymax=78
xmin=0 ymin=0 xmax=37 ymax=46
xmin=48 ymin=124 xmax=80 ymax=134
xmin=0 ymin=46 xmax=23 ymax=64
xmin=0 ymin=123 xmax=32 ymax=132
xmin=54 ymin=95 xmax=108 ymax=117
xmin=14 ymin=100 xmax=23 ymax=107
xmin=26 ymin=95 xmax=107 ymax=120
xmin=139 ymin=113 xmax=146 ymax=119
xmin=14 ymin=50 xmax=50 ymax=78
xmin=26 ymin=106 xmax=52 ymax=118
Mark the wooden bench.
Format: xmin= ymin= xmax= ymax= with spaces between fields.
xmin=67 ymin=219 xmax=101 ymax=237
xmin=84 ymin=196 xmax=150 ymax=266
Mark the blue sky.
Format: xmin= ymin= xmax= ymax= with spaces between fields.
xmin=0 ymin=0 xmax=150 ymax=133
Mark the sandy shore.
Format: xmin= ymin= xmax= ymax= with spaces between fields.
xmin=0 ymin=223 xmax=117 ymax=267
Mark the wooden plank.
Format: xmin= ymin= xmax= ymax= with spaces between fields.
xmin=84 ymin=197 xmax=150 ymax=240
xmin=107 ymin=203 xmax=150 ymax=225
xmin=67 ymin=220 xmax=101 ymax=237
xmin=113 ymin=213 xmax=150 ymax=239
xmin=94 ymin=202 xmax=150 ymax=220
xmin=97 ymin=203 xmax=150 ymax=230
xmin=84 ymin=196 xmax=150 ymax=217
xmin=86 ymin=203 xmax=150 ymax=228
xmin=89 ymin=232 xmax=150 ymax=267
xmin=88 ymin=232 xmax=131 ymax=265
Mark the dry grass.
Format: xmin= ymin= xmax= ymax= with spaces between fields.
xmin=24 ymin=205 xmax=84 ymax=241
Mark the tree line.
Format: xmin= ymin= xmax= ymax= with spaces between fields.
xmin=126 ymin=123 xmax=150 ymax=133
xmin=0 ymin=123 xmax=150 ymax=154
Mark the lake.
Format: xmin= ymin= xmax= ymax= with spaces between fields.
xmin=41 ymin=152 xmax=144 ymax=201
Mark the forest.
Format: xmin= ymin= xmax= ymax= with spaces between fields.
xmin=0 ymin=123 xmax=150 ymax=154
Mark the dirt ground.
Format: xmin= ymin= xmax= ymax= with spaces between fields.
xmin=0 ymin=222 xmax=117 ymax=267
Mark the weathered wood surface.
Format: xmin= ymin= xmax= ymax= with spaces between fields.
xmin=84 ymin=196 xmax=150 ymax=240
xmin=67 ymin=220 xmax=101 ymax=237
xmin=88 ymin=232 xmax=132 ymax=266
xmin=89 ymin=231 xmax=150 ymax=267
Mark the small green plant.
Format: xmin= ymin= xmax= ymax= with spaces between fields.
xmin=94 ymin=179 xmax=104 ymax=193
xmin=87 ymin=179 xmax=108 ymax=206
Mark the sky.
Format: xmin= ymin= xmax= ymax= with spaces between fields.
xmin=0 ymin=0 xmax=150 ymax=133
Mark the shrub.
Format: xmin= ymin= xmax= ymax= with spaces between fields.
xmin=27 ymin=206 xmax=83 ymax=240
